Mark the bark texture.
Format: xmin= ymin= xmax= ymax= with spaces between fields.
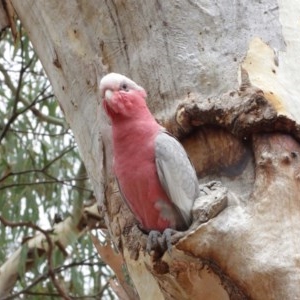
xmin=7 ymin=0 xmax=300 ymax=299
xmin=0 ymin=1 xmax=9 ymax=31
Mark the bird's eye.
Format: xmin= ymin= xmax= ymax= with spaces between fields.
xmin=121 ymin=83 xmax=128 ymax=91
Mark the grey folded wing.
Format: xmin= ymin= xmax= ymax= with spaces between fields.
xmin=155 ymin=131 xmax=199 ymax=227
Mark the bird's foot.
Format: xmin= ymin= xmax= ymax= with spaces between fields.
xmin=146 ymin=228 xmax=185 ymax=254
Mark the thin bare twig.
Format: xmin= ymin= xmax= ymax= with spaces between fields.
xmin=0 ymin=41 xmax=26 ymax=142
xmin=42 ymin=146 xmax=76 ymax=171
xmin=0 ymin=179 xmax=92 ymax=192
xmin=0 ymin=145 xmax=79 ymax=183
xmin=0 ymin=215 xmax=72 ymax=300
xmin=5 ymin=128 xmax=70 ymax=137
xmin=1 ymin=254 xmax=102 ymax=300
xmin=0 ymin=63 xmax=65 ymax=129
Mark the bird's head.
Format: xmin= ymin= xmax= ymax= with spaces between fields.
xmin=100 ymin=73 xmax=147 ymax=120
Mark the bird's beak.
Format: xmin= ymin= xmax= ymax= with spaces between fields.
xmin=102 ymin=89 xmax=114 ymax=109
xmin=104 ymin=89 xmax=113 ymax=102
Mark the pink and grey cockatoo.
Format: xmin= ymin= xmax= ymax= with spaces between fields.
xmin=100 ymin=73 xmax=199 ymax=252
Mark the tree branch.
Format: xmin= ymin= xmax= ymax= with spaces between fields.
xmin=0 ymin=63 xmax=66 ymax=129
xmin=0 ymin=178 xmax=92 ymax=192
xmin=4 ymin=254 xmax=104 ymax=300
xmin=0 ymin=43 xmax=26 ymax=142
xmin=0 ymin=145 xmax=80 ymax=183
xmin=0 ymin=203 xmax=104 ymax=298
xmin=0 ymin=216 xmax=71 ymax=299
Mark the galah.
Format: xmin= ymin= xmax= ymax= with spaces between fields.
xmin=100 ymin=73 xmax=199 ymax=251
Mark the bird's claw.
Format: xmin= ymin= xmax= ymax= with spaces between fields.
xmin=146 ymin=228 xmax=181 ymax=254
xmin=163 ymin=228 xmax=175 ymax=252
xmin=146 ymin=231 xmax=163 ymax=253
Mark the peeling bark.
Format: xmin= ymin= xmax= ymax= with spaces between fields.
xmin=165 ymin=71 xmax=300 ymax=143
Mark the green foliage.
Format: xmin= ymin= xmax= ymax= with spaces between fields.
xmin=0 ymin=26 xmax=115 ymax=299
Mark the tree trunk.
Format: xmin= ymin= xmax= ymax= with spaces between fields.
xmin=9 ymin=0 xmax=300 ymax=299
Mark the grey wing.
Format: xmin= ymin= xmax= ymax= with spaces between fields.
xmin=155 ymin=131 xmax=199 ymax=227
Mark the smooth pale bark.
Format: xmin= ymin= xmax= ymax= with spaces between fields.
xmin=5 ymin=0 xmax=300 ymax=299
